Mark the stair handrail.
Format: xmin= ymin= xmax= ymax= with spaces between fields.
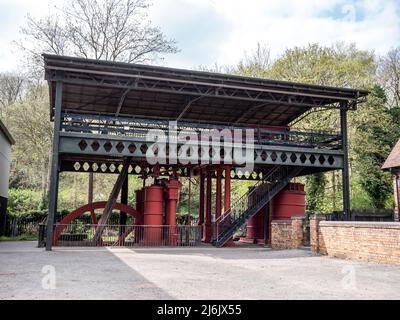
xmin=215 ymin=166 xmax=302 ymax=246
xmin=215 ymin=165 xmax=287 ymax=241
xmin=215 ymin=165 xmax=281 ymax=225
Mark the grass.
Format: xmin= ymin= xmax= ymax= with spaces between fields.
xmin=0 ymin=234 xmax=38 ymax=241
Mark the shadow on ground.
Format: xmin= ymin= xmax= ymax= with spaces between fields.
xmin=0 ymin=241 xmax=173 ymax=300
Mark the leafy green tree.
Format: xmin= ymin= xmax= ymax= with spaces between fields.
xmin=264 ymin=43 xmax=375 ymax=212
xmin=352 ymin=85 xmax=397 ymax=208
xmin=6 ymin=92 xmax=53 ymax=209
xmin=305 ymin=173 xmax=327 ymax=213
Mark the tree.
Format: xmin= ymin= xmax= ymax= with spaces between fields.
xmin=377 ymin=47 xmax=400 ymax=109
xmin=7 ymin=94 xmax=53 ymax=201
xmin=16 ymin=0 xmax=178 ymax=80
xmin=352 ymin=85 xmax=396 ymax=208
xmin=7 ymin=0 xmax=179 ymax=213
xmin=236 ymin=42 xmax=271 ymax=78
xmin=266 ymin=43 xmax=376 ymax=212
xmin=305 ymin=173 xmax=327 ymax=213
xmin=0 ymin=73 xmax=25 ymax=119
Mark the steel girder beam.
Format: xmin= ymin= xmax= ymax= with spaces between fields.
xmin=45 ymin=69 xmax=361 ymax=110
xmin=58 ymin=132 xmax=344 ymax=170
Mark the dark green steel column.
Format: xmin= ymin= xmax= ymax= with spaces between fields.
xmin=46 ymin=79 xmax=63 ymax=251
xmin=340 ymin=102 xmax=350 ymax=216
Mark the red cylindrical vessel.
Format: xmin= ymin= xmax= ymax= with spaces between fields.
xmin=271 ymin=183 xmax=305 ymax=220
xmin=143 ymin=185 xmax=164 ymax=244
xmin=241 ymin=187 xmax=265 ymax=244
xmin=164 ymin=179 xmax=180 ymax=226
xmin=245 ymin=211 xmax=264 ymax=241
xmin=164 ymin=179 xmax=181 ymax=245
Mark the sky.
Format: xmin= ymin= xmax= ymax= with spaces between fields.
xmin=0 ymin=0 xmax=399 ymax=72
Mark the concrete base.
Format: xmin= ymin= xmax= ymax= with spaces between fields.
xmin=239 ymin=237 xmax=257 ymax=244
xmin=223 ymin=238 xmax=236 ymax=247
xmin=239 ymin=237 xmax=265 ymax=245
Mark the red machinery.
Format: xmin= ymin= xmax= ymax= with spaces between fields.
xmin=241 ymin=183 xmax=305 ymax=245
xmin=271 ymin=183 xmax=306 ymax=220
xmin=131 ymin=179 xmax=182 ymax=245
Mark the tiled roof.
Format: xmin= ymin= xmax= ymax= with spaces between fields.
xmin=382 ymin=139 xmax=400 ymax=170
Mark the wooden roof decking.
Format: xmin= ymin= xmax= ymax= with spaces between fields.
xmin=43 ymin=54 xmax=369 ymax=127
xmin=382 ymin=139 xmax=400 ymax=171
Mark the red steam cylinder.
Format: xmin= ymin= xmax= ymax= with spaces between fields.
xmin=164 ymin=179 xmax=181 ymax=246
xmin=272 ymin=183 xmax=305 ymax=220
xmin=241 ymin=187 xmax=266 ymax=244
xmin=143 ymin=185 xmax=164 ymax=244
xmin=243 ymin=210 xmax=265 ymax=243
xmin=164 ymin=179 xmax=181 ymax=226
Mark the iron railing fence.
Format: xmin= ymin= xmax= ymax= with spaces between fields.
xmin=4 ymin=216 xmax=40 ymax=237
xmin=61 ymin=112 xmax=342 ymax=150
xmin=3 ymin=212 xmax=132 ymax=238
xmin=305 ymin=209 xmax=393 ymax=222
xmin=39 ymin=224 xmax=202 ymax=247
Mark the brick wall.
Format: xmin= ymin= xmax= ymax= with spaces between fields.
xmin=271 ymin=217 xmax=305 ymax=249
xmin=271 ymin=221 xmax=292 ymax=249
xmin=311 ymin=218 xmax=400 ymax=265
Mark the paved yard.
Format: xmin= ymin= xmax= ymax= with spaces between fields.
xmin=1 ymin=241 xmax=400 ymax=300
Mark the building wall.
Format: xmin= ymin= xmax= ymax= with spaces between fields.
xmin=0 ymin=131 xmax=12 ymax=199
xmin=394 ymin=175 xmax=399 ymax=222
xmin=0 ymin=131 xmax=12 ymax=236
xmin=311 ymin=218 xmax=400 ymax=265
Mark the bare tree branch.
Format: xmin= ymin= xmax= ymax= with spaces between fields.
xmin=18 ymin=0 xmax=178 ymax=74
xmin=377 ymin=47 xmax=400 ymax=108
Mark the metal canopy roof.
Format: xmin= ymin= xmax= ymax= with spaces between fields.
xmin=43 ymin=54 xmax=369 ymax=127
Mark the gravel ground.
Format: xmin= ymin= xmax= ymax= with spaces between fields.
xmin=1 ymin=241 xmax=400 ymax=300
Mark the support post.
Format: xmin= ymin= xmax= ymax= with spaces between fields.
xmin=203 ymin=168 xmax=212 ymax=242
xmin=340 ymin=103 xmax=350 ymax=216
xmin=119 ymin=175 xmax=128 ymax=236
xmin=224 ymin=166 xmax=231 ymax=212
xmin=215 ymin=168 xmax=222 ymax=219
xmin=94 ymin=157 xmax=131 ymax=243
xmin=198 ymin=170 xmax=205 ymax=225
xmin=46 ymin=79 xmax=63 ymax=251
xmin=188 ymin=169 xmax=192 ymax=225
xmin=88 ymin=172 xmax=97 ymax=224
xmin=394 ymin=173 xmax=400 ymax=222
xmin=264 ymin=201 xmax=270 ymax=244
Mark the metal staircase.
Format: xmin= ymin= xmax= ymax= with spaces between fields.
xmin=213 ymin=166 xmax=303 ymax=247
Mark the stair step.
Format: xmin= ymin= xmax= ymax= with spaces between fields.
xmin=213 ymin=166 xmax=303 ymax=247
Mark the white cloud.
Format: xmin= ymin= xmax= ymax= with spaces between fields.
xmin=0 ymin=0 xmax=399 ymax=72
xmin=150 ymin=0 xmax=400 ymax=68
